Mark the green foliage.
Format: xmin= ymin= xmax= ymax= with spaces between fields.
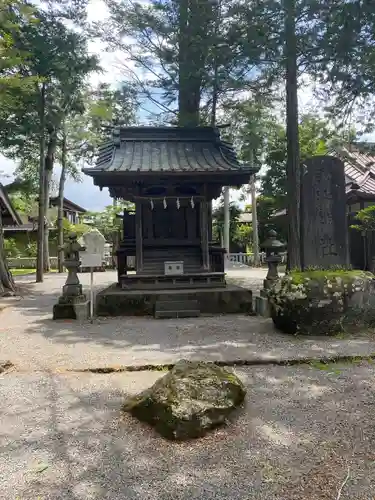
xmin=256 ymin=195 xmax=286 ymax=244
xmin=85 ymin=203 xmax=133 ymax=243
xmin=60 ymin=83 xmax=137 ymax=170
xmin=24 ymin=241 xmax=37 ymax=257
xmin=0 ymin=0 xmax=39 ymax=110
xmin=0 ymin=5 xmax=99 ymax=180
xmin=3 ymin=238 xmax=20 ymax=258
xmin=260 ymin=115 xmax=342 ymax=204
xmin=212 ymin=200 xmax=242 ymax=246
xmin=223 ymin=98 xmax=278 ymax=167
xmin=310 ymin=0 xmax=375 ymax=128
xmin=289 ymin=269 xmax=368 ymax=285
xmin=351 ymin=205 xmax=375 ymax=233
xmin=53 ymin=218 xmax=90 ymax=239
xmin=232 ymin=223 xmax=253 ymax=250
xmin=8 ymin=189 xmax=37 ymax=215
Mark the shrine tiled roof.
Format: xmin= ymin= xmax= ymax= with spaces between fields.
xmin=334 ymin=146 xmax=375 ymax=196
xmin=272 ymin=148 xmax=375 ymax=219
xmin=84 ymin=126 xmax=255 ymax=177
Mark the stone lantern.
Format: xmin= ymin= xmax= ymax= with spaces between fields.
xmin=53 ymin=233 xmax=90 ymax=320
xmin=255 ymin=229 xmax=286 ymax=316
xmin=261 ymin=229 xmax=286 ymax=289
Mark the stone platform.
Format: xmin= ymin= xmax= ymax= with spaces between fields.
xmin=53 ymin=299 xmax=90 ymax=321
xmin=95 ymin=283 xmax=253 ymax=317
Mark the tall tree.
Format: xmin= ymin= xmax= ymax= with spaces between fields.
xmin=0 ymin=0 xmax=37 ymax=109
xmin=0 ymin=0 xmax=38 ymax=294
xmin=0 ymin=6 xmax=99 ymax=281
xmin=55 ymin=84 xmax=138 ymax=272
xmin=311 ymin=1 xmax=375 ymax=133
xmin=99 ymin=0 xmax=267 ymax=125
xmin=284 ymin=0 xmax=301 ymax=270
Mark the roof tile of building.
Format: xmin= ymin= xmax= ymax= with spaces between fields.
xmin=335 ymin=147 xmax=375 ymax=195
xmin=85 ymin=126 xmax=253 ymax=175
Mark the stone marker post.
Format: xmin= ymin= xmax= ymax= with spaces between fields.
xmin=53 ymin=233 xmax=90 ymax=321
xmin=255 ymin=230 xmax=286 ymax=317
xmin=300 ymin=156 xmax=349 ymax=269
xmin=79 ymin=228 xmax=106 ymax=272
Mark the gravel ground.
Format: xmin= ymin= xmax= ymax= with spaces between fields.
xmin=1 ymin=361 xmax=374 ymax=499
xmin=0 ymin=271 xmax=373 ymax=370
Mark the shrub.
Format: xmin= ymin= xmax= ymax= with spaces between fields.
xmin=3 ymin=238 xmax=20 ymax=258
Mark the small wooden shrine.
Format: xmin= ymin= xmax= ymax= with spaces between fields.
xmin=84 ymin=126 xmax=258 ymax=290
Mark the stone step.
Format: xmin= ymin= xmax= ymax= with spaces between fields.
xmin=154 ymin=309 xmax=201 ymax=319
xmin=155 ymin=299 xmax=199 ymax=312
xmin=154 ymin=299 xmax=200 ymax=319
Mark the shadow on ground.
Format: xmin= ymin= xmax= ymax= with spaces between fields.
xmin=1 ymin=363 xmax=374 ymax=499
xmin=1 ymin=272 xmax=374 ymax=371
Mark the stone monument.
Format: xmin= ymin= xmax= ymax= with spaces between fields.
xmin=267 ymin=157 xmax=375 ymax=336
xmin=300 ymin=156 xmax=349 ymax=269
xmin=79 ymin=229 xmax=106 ymax=272
xmin=53 ymin=233 xmax=90 ymax=320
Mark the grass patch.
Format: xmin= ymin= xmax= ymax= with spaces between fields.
xmin=10 ymin=268 xmax=59 ymax=276
xmin=10 ymin=268 xmax=36 ymax=276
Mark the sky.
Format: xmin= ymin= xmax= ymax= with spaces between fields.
xmin=1 ymin=0 xmax=372 ymax=212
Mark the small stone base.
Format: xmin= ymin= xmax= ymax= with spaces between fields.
xmin=53 ymin=300 xmax=90 ymax=321
xmin=255 ymin=295 xmax=270 ymax=317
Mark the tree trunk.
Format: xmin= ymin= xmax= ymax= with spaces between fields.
xmin=285 ymin=0 xmax=301 ymax=271
xmin=43 ymin=128 xmax=58 ymax=273
xmin=210 ymin=0 xmax=222 ymax=127
xmin=36 ymin=82 xmax=46 ymax=283
xmin=250 ymin=153 xmax=260 ymax=266
xmin=0 ymin=208 xmax=16 ymax=296
xmin=57 ymin=125 xmax=67 ymax=273
xmin=211 ymin=60 xmax=219 ymax=127
xmin=178 ymin=0 xmax=211 ymax=127
xmin=43 ymin=169 xmax=52 ymax=272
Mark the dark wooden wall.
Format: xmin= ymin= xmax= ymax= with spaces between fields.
xmin=122 ymin=201 xmax=214 ymax=245
xmin=142 ymin=204 xmax=200 ymax=242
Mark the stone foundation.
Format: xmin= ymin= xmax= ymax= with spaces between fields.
xmin=268 ymin=270 xmax=375 ymax=335
xmin=53 ymin=299 xmax=90 ymax=321
xmin=96 ymin=283 xmax=253 ymax=316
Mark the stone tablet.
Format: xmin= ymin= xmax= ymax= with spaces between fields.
xmin=79 ymin=229 xmax=106 ymax=268
xmin=300 ymin=156 xmax=349 ymax=270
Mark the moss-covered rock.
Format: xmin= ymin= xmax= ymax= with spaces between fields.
xmin=122 ymin=360 xmax=246 ymax=440
xmin=268 ymin=270 xmax=375 ymax=335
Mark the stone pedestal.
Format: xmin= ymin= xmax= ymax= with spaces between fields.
xmin=269 ymin=270 xmax=375 ymax=335
xmin=53 ymin=296 xmax=90 ymax=321
xmin=255 ymin=289 xmax=271 ymax=317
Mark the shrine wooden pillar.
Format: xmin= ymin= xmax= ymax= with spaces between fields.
xmin=135 ymin=201 xmax=143 ymax=272
xmin=200 ymin=188 xmax=210 ymax=271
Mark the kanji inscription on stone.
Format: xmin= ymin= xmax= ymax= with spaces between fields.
xmin=300 ymin=156 xmax=349 ymax=269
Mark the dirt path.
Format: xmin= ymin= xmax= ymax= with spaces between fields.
xmin=1 ymin=362 xmax=374 ymax=500
xmin=1 ymin=271 xmax=374 ymax=499
xmin=0 ymin=271 xmax=373 ymax=371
